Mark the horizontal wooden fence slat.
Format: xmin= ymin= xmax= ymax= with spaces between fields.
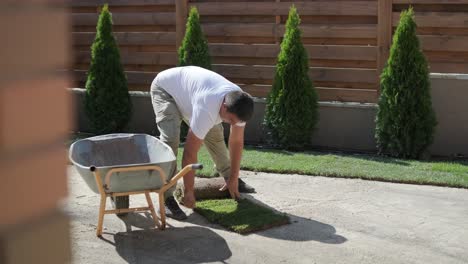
xmin=212 ymin=65 xmax=378 ymax=84
xmin=238 ymin=84 xmax=271 ymax=98
xmin=279 ymin=24 xmax=377 ymax=39
xmin=420 ymin=35 xmax=468 ymax=52
xmin=72 ymin=5 xmax=175 ymax=14
xmin=392 ymin=12 xmax=468 ymax=28
xmin=311 ymin=67 xmax=378 ymax=84
xmin=392 ymin=0 xmax=468 ymax=4
xmin=202 ymin=23 xmax=377 ymax=39
xmin=73 ymin=65 xmax=378 ymax=86
xmin=316 ymin=87 xmax=378 ymax=103
xmin=202 ymin=23 xmax=276 ymax=37
xmin=429 ymin=62 xmax=468 ymax=73
xmin=426 ymin=50 xmax=468 ymax=62
xmin=75 ymin=51 xmax=177 ymax=65
xmin=208 ymin=57 xmax=375 ymax=69
xmin=73 ymin=70 xmax=156 ymax=85
xmin=208 ymin=44 xmax=377 ymax=61
xmin=72 ymin=32 xmax=176 ymax=46
xmin=238 ymin=85 xmax=378 ymax=103
xmin=72 ymin=12 xmax=175 ymax=26
xmin=193 ymin=1 xmax=377 ymax=16
xmin=70 ymin=0 xmax=175 ymax=7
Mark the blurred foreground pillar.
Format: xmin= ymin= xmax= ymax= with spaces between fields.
xmin=0 ymin=0 xmax=72 ymax=263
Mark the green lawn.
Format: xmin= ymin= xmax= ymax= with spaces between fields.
xmin=180 ymin=146 xmax=468 ymax=189
xmin=68 ymin=134 xmax=468 ymax=188
xmin=194 ymin=199 xmax=289 ymax=234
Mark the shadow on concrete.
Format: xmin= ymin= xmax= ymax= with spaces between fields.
xmin=108 ymin=225 xmax=231 ymax=264
xmin=187 ymin=194 xmax=347 ymax=244
xmin=118 ymin=212 xmax=158 ymax=231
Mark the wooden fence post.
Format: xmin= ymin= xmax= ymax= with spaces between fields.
xmin=176 ymin=0 xmax=189 ymax=51
xmin=377 ymin=0 xmax=393 ymax=94
xmin=275 ymin=0 xmax=281 ymax=44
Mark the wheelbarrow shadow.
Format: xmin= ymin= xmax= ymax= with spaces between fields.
xmin=187 ymin=194 xmax=347 ymax=244
xmin=101 ymin=213 xmax=232 ymax=264
xmin=100 ymin=213 xmax=232 ymax=264
xmin=118 ymin=212 xmax=159 ymax=231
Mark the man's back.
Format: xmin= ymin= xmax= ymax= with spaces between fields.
xmin=152 ymin=66 xmax=241 ymax=139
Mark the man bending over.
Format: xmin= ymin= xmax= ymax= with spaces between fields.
xmin=150 ymin=66 xmax=254 ymax=220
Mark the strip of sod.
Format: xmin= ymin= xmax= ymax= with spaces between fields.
xmin=194 ymin=199 xmax=289 ymax=234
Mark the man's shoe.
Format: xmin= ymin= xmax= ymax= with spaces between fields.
xmin=220 ymin=176 xmax=256 ymax=193
xmin=238 ymin=178 xmax=256 ymax=193
xmin=161 ymin=196 xmax=187 ymax=220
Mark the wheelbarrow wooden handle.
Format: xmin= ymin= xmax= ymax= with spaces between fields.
xmin=191 ymin=163 xmax=204 ymax=170
xmin=157 ymin=163 xmax=203 ymax=193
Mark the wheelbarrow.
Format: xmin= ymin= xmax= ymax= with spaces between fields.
xmin=69 ymin=133 xmax=202 ymax=236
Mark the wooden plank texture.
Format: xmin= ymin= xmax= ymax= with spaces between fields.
xmin=420 ymin=35 xmax=468 ymax=52
xmin=192 ymin=1 xmax=377 ymax=16
xmin=429 ymin=62 xmax=468 ymax=73
xmin=377 ymin=0 xmax=392 ymax=76
xmin=73 ymin=32 xmax=176 ymax=46
xmin=75 ymin=51 xmax=177 ymax=65
xmin=72 ymin=12 xmax=175 ymax=26
xmin=208 ymin=44 xmax=377 ymax=61
xmin=393 ymin=0 xmax=468 ymax=4
xmin=212 ymin=65 xmax=378 ymax=84
xmin=202 ymin=24 xmax=377 ymax=39
xmin=316 ymin=87 xmax=378 ymax=103
xmin=176 ymin=0 xmax=188 ymax=49
xmin=392 ymin=12 xmax=468 ymax=28
xmin=70 ymin=0 xmax=175 ymax=7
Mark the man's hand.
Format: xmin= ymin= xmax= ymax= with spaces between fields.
xmin=222 ymin=177 xmax=240 ymax=200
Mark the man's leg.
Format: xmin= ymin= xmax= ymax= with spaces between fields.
xmin=204 ymin=124 xmax=255 ymax=193
xmin=151 ymin=87 xmax=187 ymax=220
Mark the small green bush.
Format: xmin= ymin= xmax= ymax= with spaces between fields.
xmin=84 ymin=4 xmax=131 ymax=134
xmin=375 ymin=8 xmax=437 ymax=159
xmin=264 ymin=6 xmax=318 ymax=150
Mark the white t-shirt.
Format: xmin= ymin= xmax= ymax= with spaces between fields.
xmin=152 ymin=66 xmax=242 ymax=139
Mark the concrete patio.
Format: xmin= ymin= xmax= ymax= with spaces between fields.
xmin=66 ymin=166 xmax=468 ymax=264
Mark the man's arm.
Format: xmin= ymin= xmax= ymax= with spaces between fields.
xmin=182 ymin=129 xmax=203 ymax=208
xmin=227 ymin=124 xmax=245 ymax=199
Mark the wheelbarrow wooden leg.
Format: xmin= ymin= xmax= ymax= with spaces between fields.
xmin=158 ymin=193 xmax=166 ymax=230
xmin=96 ymin=194 xmax=106 ymax=237
xmin=92 ymin=167 xmax=107 ymax=237
xmin=145 ymin=192 xmax=161 ymax=229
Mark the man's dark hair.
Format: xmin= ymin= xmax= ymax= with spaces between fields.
xmin=225 ymin=91 xmax=254 ymax=122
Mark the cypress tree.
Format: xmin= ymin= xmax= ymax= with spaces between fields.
xmin=178 ymin=7 xmax=212 ymax=140
xmin=178 ymin=6 xmax=212 ymax=69
xmin=375 ymin=8 xmax=437 ymax=159
xmin=264 ymin=6 xmax=318 ymax=149
xmin=84 ymin=4 xmax=131 ymax=134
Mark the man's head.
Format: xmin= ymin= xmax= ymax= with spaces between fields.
xmin=219 ymin=91 xmax=254 ymax=125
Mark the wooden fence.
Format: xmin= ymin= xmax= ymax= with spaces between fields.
xmin=70 ymin=0 xmax=468 ymax=103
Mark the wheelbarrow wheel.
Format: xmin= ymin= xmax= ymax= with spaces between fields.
xmin=111 ymin=195 xmax=129 ymax=216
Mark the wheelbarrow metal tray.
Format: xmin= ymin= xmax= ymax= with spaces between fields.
xmin=69 ymin=134 xmax=176 ymax=194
